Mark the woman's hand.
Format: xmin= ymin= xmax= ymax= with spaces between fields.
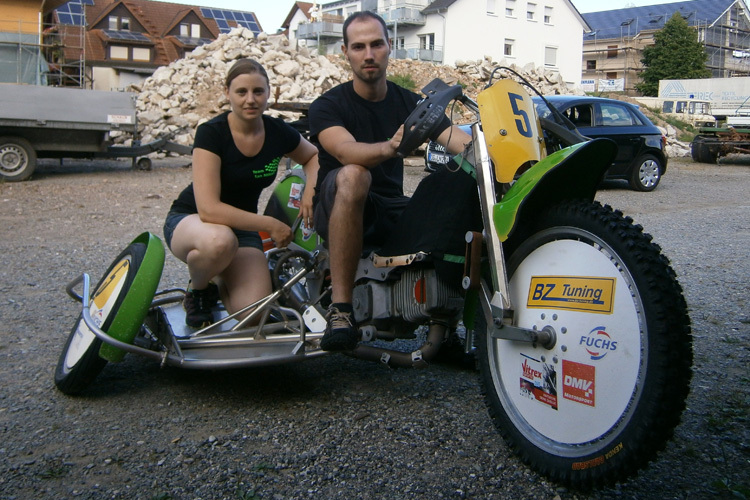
xmin=268 ymin=218 xmax=293 ymax=248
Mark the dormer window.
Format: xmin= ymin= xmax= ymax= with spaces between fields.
xmin=108 ymin=15 xmax=131 ymax=31
xmin=180 ymin=23 xmax=201 ymax=38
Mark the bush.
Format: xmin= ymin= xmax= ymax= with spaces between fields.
xmin=388 ymin=73 xmax=416 ymax=91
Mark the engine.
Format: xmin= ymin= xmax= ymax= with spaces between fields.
xmin=352 ymin=267 xmax=463 ymax=325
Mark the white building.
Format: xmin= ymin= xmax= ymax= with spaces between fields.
xmin=290 ymin=0 xmax=590 ymax=86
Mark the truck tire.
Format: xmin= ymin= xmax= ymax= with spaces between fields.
xmin=0 ymin=136 xmax=36 ymax=182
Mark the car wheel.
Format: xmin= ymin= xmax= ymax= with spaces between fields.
xmin=630 ymin=154 xmax=661 ymax=191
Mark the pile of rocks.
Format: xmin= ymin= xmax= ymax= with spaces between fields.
xmin=123 ymin=28 xmax=580 ymax=151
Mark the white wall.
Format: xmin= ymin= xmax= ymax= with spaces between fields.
xmin=91 ymin=66 xmax=146 ymax=91
xmin=288 ymin=9 xmax=311 ymax=46
xmin=402 ymin=0 xmax=585 ymax=86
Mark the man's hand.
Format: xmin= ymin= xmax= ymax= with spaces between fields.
xmin=386 ymin=124 xmax=404 ymax=156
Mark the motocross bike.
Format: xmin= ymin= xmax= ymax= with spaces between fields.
xmin=54 ymin=68 xmax=692 ymax=488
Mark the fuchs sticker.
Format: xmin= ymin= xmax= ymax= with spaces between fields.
xmin=288 ymin=182 xmax=304 ymax=209
xmin=527 ymin=276 xmax=616 ymax=314
xmin=580 ymin=326 xmax=618 ymax=360
xmin=562 ymin=360 xmax=595 ymax=407
xmin=519 ymin=354 xmax=558 ymax=410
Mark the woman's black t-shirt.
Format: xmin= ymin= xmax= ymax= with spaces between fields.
xmin=170 ymin=112 xmax=301 ymax=215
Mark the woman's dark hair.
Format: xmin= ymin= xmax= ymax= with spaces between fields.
xmin=225 ymin=58 xmax=269 ymax=88
xmin=342 ymin=11 xmax=389 ymax=48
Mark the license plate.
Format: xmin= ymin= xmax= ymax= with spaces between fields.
xmin=427 ymin=152 xmax=450 ymax=164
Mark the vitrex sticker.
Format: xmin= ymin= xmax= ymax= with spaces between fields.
xmin=519 ymin=354 xmax=558 ymax=410
xmin=562 ymin=359 xmax=596 ymax=407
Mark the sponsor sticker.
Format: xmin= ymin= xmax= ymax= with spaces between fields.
xmin=519 ymin=354 xmax=558 ymax=410
xmin=562 ymin=359 xmax=595 ymax=407
xmin=527 ymin=276 xmax=615 ymax=313
xmin=288 ymin=182 xmax=303 ymax=209
xmin=579 ymin=326 xmax=618 ymax=360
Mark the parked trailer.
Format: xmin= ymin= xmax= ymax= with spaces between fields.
xmin=0 ymin=85 xmax=190 ymax=181
xmin=691 ymin=124 xmax=750 ymax=164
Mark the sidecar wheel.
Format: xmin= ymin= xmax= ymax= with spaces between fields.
xmin=477 ymin=200 xmax=692 ymax=487
xmin=55 ymin=241 xmax=151 ymax=395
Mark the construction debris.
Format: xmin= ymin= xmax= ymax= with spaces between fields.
xmin=124 ymin=28 xmax=582 ymax=152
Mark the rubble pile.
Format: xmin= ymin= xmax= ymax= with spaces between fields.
xmin=125 ymin=28 xmax=581 ymax=151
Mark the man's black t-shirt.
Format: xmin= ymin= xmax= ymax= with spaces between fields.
xmin=309 ymin=80 xmax=449 ymax=198
xmin=170 ymin=112 xmax=300 ymax=215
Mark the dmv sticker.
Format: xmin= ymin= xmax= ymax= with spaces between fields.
xmin=527 ymin=276 xmax=615 ymax=314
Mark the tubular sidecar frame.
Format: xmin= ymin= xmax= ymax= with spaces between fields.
xmin=64 ymin=246 xmax=330 ymax=370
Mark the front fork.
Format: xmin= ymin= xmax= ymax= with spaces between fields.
xmin=462 ymin=123 xmax=554 ymax=349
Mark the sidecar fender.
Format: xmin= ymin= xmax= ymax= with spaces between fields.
xmin=98 ymin=232 xmax=165 ymax=362
xmin=493 ymin=138 xmax=617 ymax=241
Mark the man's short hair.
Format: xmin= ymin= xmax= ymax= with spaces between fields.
xmin=342 ymin=11 xmax=389 ymax=48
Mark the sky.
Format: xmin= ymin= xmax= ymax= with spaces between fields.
xmin=167 ymin=0 xmax=681 ymax=34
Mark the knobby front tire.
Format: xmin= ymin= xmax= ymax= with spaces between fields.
xmin=477 ymin=199 xmax=692 ymax=488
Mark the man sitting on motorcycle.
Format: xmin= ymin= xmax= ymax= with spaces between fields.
xmin=309 ymin=11 xmax=470 ymax=351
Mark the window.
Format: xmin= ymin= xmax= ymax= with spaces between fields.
xmin=109 ymin=45 xmax=128 ymax=60
xmin=527 ymin=2 xmax=536 ymax=20
xmin=487 ymin=0 xmax=496 ymax=14
xmin=606 ymin=71 xmax=618 ymax=79
xmin=506 ymin=0 xmax=515 ymax=17
xmin=544 ymin=46 xmax=557 ymax=67
xmin=180 ymin=23 xmax=189 ymax=37
xmin=121 ymin=17 xmax=130 ymax=31
xmin=662 ymin=101 xmax=674 ymax=113
xmin=132 ymin=47 xmax=150 ymax=61
xmin=191 ymin=23 xmax=200 ymax=38
xmin=419 ymin=34 xmax=435 ymax=50
xmin=607 ymin=45 xmax=618 ymax=58
xmin=587 ymin=60 xmax=596 ymax=70
xmin=600 ymin=103 xmax=635 ymax=126
xmin=108 ymin=16 xmax=118 ymax=30
xmin=544 ymin=6 xmax=552 ymax=24
xmin=504 ymin=38 xmax=515 ymax=56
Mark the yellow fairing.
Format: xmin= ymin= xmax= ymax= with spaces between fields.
xmin=477 ymin=79 xmax=546 ymax=183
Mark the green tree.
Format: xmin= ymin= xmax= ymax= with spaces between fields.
xmin=636 ymin=12 xmax=711 ymax=96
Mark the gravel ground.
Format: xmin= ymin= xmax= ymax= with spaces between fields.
xmin=0 ymin=155 xmax=748 ymax=500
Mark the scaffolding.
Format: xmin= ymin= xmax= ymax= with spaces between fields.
xmin=0 ymin=14 xmax=87 ymax=87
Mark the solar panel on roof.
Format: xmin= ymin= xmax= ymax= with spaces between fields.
xmin=200 ymin=7 xmax=261 ymax=35
xmin=56 ymin=0 xmax=91 ymax=26
xmin=57 ymin=13 xmax=73 ymax=25
xmin=103 ymin=30 xmax=151 ymax=42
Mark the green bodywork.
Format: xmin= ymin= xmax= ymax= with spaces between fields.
xmin=99 ymin=232 xmax=165 ymax=362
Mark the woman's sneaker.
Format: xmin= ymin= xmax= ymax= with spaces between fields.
xmin=183 ymin=282 xmax=219 ymax=328
xmin=320 ymin=305 xmax=359 ymax=351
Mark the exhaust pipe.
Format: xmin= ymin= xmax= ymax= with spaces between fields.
xmin=348 ymin=321 xmax=449 ymax=368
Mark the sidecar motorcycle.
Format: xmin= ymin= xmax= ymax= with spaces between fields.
xmin=54 ymin=69 xmax=692 ymax=488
